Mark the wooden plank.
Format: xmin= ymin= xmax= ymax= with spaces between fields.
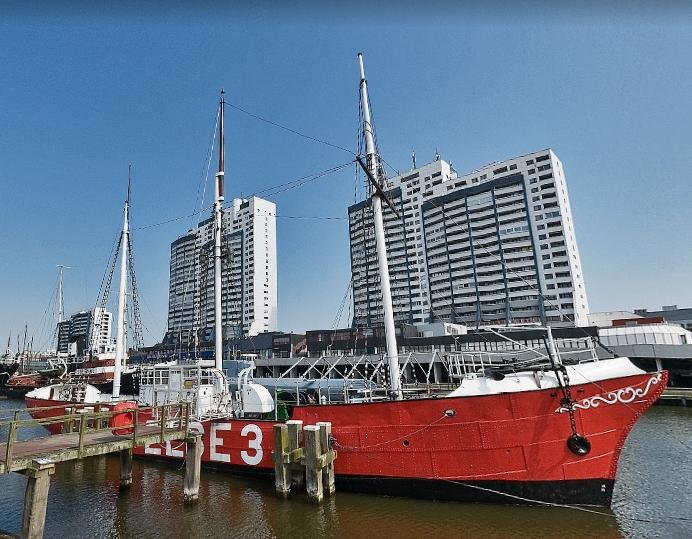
xmin=0 ymin=425 xmax=188 ymax=473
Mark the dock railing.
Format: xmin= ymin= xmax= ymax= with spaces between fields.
xmin=0 ymin=402 xmax=190 ymax=474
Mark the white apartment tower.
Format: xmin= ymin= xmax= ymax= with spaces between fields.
xmin=167 ymin=196 xmax=278 ymax=343
xmin=348 ymin=149 xmax=589 ymax=328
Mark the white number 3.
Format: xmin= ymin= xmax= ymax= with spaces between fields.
xmin=240 ymin=424 xmax=263 ymax=466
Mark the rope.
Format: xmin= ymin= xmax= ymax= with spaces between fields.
xmin=332 ymin=412 xmax=449 ymax=451
xmin=439 ymin=479 xmax=692 ymax=524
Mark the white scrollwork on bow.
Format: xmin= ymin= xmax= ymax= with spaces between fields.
xmin=555 ymin=372 xmax=663 ymax=413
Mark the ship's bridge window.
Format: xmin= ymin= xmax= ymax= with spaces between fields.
xmin=155 ymin=370 xmax=170 ymax=385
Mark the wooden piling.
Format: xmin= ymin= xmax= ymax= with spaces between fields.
xmin=22 ymin=459 xmax=55 ymax=539
xmin=316 ymin=422 xmax=336 ymax=496
xmin=273 ymin=424 xmax=291 ymax=498
xmin=62 ymin=407 xmax=74 ymax=434
xmin=119 ymin=449 xmax=133 ymax=489
xmin=286 ymin=420 xmax=304 ymax=489
xmin=303 ymin=426 xmax=323 ymax=503
xmin=183 ymin=435 xmax=202 ymax=503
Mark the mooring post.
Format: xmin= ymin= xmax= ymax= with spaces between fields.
xmin=22 ymin=459 xmax=55 ymax=539
xmin=286 ymin=420 xmax=304 ymax=489
xmin=272 ymin=424 xmax=291 ymax=498
xmin=119 ymin=449 xmax=133 ymax=489
xmin=62 ymin=407 xmax=73 ymax=434
xmin=183 ymin=435 xmax=202 ymax=503
xmin=304 ymin=425 xmax=324 ymax=503
xmin=316 ymin=422 xmax=336 ymax=496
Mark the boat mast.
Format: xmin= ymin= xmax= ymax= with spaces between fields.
xmin=56 ymin=265 xmax=67 ymax=323
xmin=213 ymin=90 xmax=225 ymax=371
xmin=358 ymin=53 xmax=402 ymax=399
xmin=113 ymin=165 xmax=131 ymax=399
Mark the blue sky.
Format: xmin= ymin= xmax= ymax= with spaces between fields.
xmin=1 ymin=3 xmax=691 ymax=347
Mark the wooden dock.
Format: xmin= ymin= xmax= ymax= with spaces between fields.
xmin=657 ymin=387 xmax=692 ymax=406
xmin=0 ymin=402 xmax=202 ymax=539
xmin=1 ymin=403 xmax=190 ymax=474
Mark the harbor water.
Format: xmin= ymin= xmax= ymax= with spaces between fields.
xmin=1 ymin=400 xmax=690 ymax=538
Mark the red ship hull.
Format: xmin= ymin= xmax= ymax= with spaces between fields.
xmin=25 ymin=370 xmax=666 ymax=505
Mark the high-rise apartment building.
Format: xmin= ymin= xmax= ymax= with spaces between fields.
xmin=167 ymin=196 xmax=278 ymax=344
xmin=56 ymin=307 xmax=113 ymax=356
xmin=348 ymin=149 xmax=589 ymax=328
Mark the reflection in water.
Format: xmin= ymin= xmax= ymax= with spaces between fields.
xmin=0 ymin=401 xmax=690 ymax=538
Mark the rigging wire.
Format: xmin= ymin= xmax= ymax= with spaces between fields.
xmin=174 ymin=105 xmax=219 ymax=355
xmin=226 ymin=101 xmax=355 ymax=156
xmin=33 ymin=271 xmax=61 ymax=353
xmin=131 ymin=160 xmax=354 ymax=231
xmin=276 ymin=215 xmax=346 ymax=220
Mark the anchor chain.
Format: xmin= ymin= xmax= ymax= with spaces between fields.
xmin=557 ymin=365 xmax=591 ymax=456
xmin=544 ymin=333 xmax=591 ymax=457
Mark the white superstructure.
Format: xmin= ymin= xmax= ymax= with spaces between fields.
xmin=349 ymin=149 xmax=589 ymax=328
xmin=167 ymin=196 xmax=278 ymax=343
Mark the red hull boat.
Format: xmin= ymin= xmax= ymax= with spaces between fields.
xmin=26 ymin=365 xmax=666 ymax=505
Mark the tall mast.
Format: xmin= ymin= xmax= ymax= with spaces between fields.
xmin=358 ymin=53 xmax=402 ymax=399
xmin=57 ymin=265 xmax=65 ymax=323
xmin=214 ymin=90 xmax=225 ymax=370
xmin=113 ymin=165 xmax=131 ymax=399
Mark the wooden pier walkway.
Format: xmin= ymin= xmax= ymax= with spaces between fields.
xmin=0 ymin=402 xmax=202 ymax=539
xmin=658 ymin=387 xmax=692 ymax=406
xmin=1 ymin=403 xmax=190 ymax=474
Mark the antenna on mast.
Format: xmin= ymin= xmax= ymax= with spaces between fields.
xmin=127 ymin=163 xmax=132 ymax=205
xmin=56 ymin=264 xmax=70 ymax=324
xmin=218 ymin=90 xmax=225 ymax=176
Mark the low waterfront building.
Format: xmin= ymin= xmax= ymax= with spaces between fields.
xmin=633 ymin=305 xmax=692 ymax=332
xmin=590 ymin=311 xmax=692 ymax=387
